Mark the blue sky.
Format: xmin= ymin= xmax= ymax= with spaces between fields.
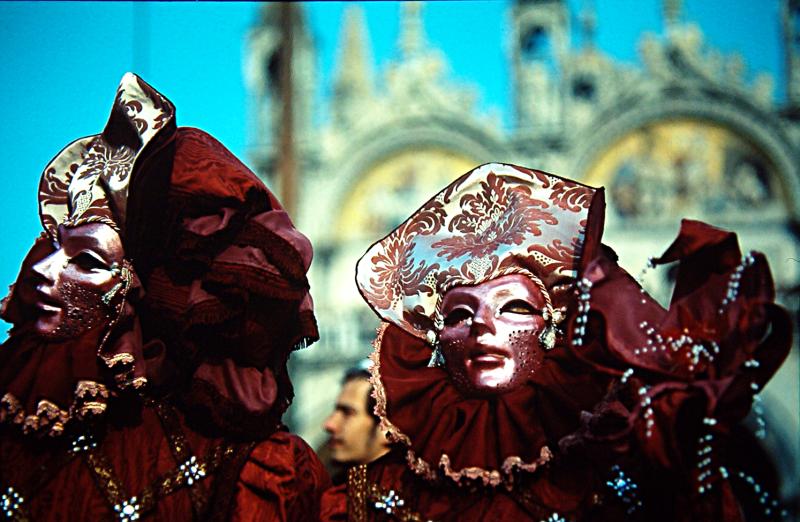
xmin=0 ymin=1 xmax=786 ymax=331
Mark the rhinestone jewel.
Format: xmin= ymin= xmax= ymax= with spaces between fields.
xmin=374 ymin=489 xmax=405 ymax=515
xmin=113 ymin=496 xmax=140 ymax=521
xmin=179 ymin=455 xmax=207 ymax=486
xmin=606 ymin=465 xmax=642 ymax=514
xmin=1 ymin=486 xmax=24 ymax=518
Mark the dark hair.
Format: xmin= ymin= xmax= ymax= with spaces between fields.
xmin=342 ymin=366 xmax=379 ymax=425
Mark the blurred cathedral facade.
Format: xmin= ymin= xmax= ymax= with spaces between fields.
xmin=246 ymin=0 xmax=800 ymax=503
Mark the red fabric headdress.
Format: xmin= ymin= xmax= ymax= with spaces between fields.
xmin=355 ymin=164 xmax=608 ymax=487
xmin=0 ymin=73 xmax=318 ymax=439
xmin=37 ymin=72 xmax=175 ymax=237
xmin=355 ymin=162 xmax=790 ymax=509
xmin=356 ymin=163 xmax=605 ymax=345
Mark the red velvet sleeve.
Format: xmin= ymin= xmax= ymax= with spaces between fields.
xmin=319 ymin=483 xmax=348 ymax=522
xmin=229 ymin=431 xmax=331 ymax=522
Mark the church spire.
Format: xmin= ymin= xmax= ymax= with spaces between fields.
xmin=334 ymin=6 xmax=373 ymax=97
xmin=784 ymin=0 xmax=800 ymax=110
xmin=578 ymin=0 xmax=596 ymax=49
xmin=333 ymin=5 xmax=374 ymax=126
xmin=662 ymin=0 xmax=683 ymax=29
xmin=399 ymin=2 xmax=425 ymax=60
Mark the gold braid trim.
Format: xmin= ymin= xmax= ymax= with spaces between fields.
xmin=85 ymin=440 xmax=235 ymax=518
xmin=85 ymin=449 xmax=127 ymax=511
xmin=347 ymin=464 xmax=432 ymax=522
xmin=84 ymin=403 xmax=236 ymax=519
xmin=347 ymin=464 xmax=368 ymax=522
xmin=153 ymin=401 xmax=208 ymax=517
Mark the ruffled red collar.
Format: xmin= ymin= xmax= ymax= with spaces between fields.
xmin=371 ymin=322 xmax=613 ymax=487
xmin=0 ymin=328 xmax=122 ymax=436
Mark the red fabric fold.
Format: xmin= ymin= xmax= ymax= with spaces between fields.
xmin=376 ymin=323 xmax=613 ymax=486
xmin=365 ymin=220 xmax=790 ymax=521
xmin=561 ymin=220 xmax=792 ymax=521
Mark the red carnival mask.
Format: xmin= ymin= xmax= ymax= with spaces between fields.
xmin=31 ymin=223 xmax=126 ymax=340
xmin=439 ymin=274 xmax=547 ymax=395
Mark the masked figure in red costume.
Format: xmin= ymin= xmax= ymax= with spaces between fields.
xmin=0 ymin=73 xmax=329 ymax=520
xmin=320 ymin=163 xmax=791 ymax=521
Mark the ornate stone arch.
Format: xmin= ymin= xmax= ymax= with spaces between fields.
xmin=568 ymin=86 xmax=800 ymax=220
xmin=320 ymin=114 xmax=515 ymax=241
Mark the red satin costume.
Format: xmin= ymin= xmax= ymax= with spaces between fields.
xmin=0 ymin=74 xmax=329 ymax=521
xmin=322 ymin=163 xmax=791 ymax=521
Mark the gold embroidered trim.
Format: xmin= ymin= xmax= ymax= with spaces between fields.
xmin=347 ymin=464 xmax=368 ymax=522
xmin=346 ymin=464 xmax=432 ymax=522
xmin=75 ymin=380 xmax=109 ymax=400
xmin=74 ymin=380 xmax=110 ymax=419
xmin=84 ymin=410 xmax=234 ymax=519
xmin=0 ymin=393 xmax=24 ymax=424
xmin=370 ymin=323 xmax=553 ymax=488
xmin=101 ymin=353 xmax=135 ymax=366
xmin=16 ymin=399 xmax=69 ymax=436
xmin=153 ymin=401 xmax=207 ymax=516
xmin=0 ymin=379 xmax=114 ymax=437
xmin=77 ymin=402 xmax=107 ymax=418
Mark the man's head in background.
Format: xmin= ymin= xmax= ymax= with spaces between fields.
xmin=323 ymin=363 xmax=390 ymax=465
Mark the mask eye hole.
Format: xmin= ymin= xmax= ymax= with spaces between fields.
xmin=500 ymin=300 xmax=540 ymax=315
xmin=71 ymin=252 xmax=109 ymax=271
xmin=443 ymin=308 xmax=473 ymax=326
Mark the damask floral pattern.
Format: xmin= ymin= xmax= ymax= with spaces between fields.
xmin=83 ymin=141 xmax=135 ymax=185
xmin=366 ymin=224 xmax=440 ymax=311
xmin=549 ymin=180 xmax=594 ymax=212
xmin=432 ymin=173 xmax=557 ymax=260
xmin=356 ymin=163 xmax=603 ymax=341
xmin=38 ymin=73 xmax=174 ymax=236
xmin=526 ymin=237 xmax=583 ymax=278
xmin=38 ymin=138 xmax=93 ymax=238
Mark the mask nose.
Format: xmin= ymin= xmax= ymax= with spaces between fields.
xmin=470 ymin=303 xmax=496 ymax=335
xmin=31 ymin=249 xmax=65 ymax=284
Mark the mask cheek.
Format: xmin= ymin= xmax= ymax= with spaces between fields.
xmin=507 ymin=328 xmax=543 ymax=379
xmin=440 ymin=337 xmax=472 ymax=390
xmin=47 ymin=280 xmax=112 ymax=340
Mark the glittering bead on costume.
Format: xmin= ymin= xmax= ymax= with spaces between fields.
xmin=113 ymin=497 xmax=141 ymax=521
xmin=572 ymin=278 xmax=592 ymax=347
xmin=605 ymin=465 xmax=642 ymax=514
xmin=1 ymin=487 xmax=24 ymax=519
xmin=179 ymin=455 xmax=206 ymax=486
xmin=735 ymin=470 xmax=788 ymax=520
xmin=620 ymin=368 xmax=634 ymax=384
xmin=695 ymin=417 xmax=718 ymax=495
xmin=633 ymin=322 xmax=718 ymax=372
xmin=747 ymin=370 xmax=767 ymax=439
xmin=718 ymin=251 xmax=755 ymax=314
xmin=636 ymin=257 xmax=656 ymax=305
xmin=70 ymin=433 xmax=98 ymax=454
xmin=542 ymin=513 xmax=567 ymax=522
xmin=374 ymin=489 xmax=405 ymax=515
xmin=751 ymin=391 xmax=767 ymax=439
xmin=637 ymin=386 xmax=655 ymax=438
